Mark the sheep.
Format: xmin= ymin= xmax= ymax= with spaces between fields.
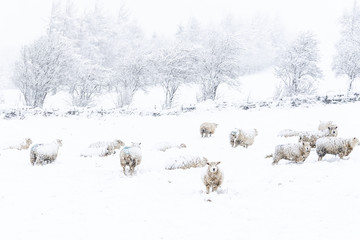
xmin=316 ymin=137 xmax=360 ymax=161
xmin=266 ymin=142 xmax=312 ymax=165
xmin=80 ymin=146 xmax=115 ymax=157
xmin=200 ymin=122 xmax=218 ymax=138
xmin=120 ymin=142 xmax=142 ymax=175
xmin=203 ymin=161 xmax=224 ymax=194
xmin=88 ymin=139 xmax=125 ymax=151
xmin=164 ymin=149 xmax=208 ymax=170
xmin=230 ymin=128 xmax=258 ymax=148
xmin=279 ymin=125 xmax=338 ymax=148
xmin=30 ymin=139 xmax=62 ymax=165
xmin=2 ymin=138 xmax=32 ymax=150
xmin=299 ymin=125 xmax=338 ymax=148
xmin=156 ymin=142 xmax=187 ymax=152
xmin=318 ymin=121 xmax=337 ymax=131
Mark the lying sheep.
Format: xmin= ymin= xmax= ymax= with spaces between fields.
xmin=156 ymin=142 xmax=187 ymax=152
xmin=316 ymin=137 xmax=359 ymax=161
xmin=88 ymin=139 xmax=125 ymax=151
xmin=80 ymin=146 xmax=115 ymax=157
xmin=30 ymin=139 xmax=62 ymax=165
xmin=203 ymin=161 xmax=224 ymax=194
xmin=164 ymin=149 xmax=207 ymax=170
xmin=200 ymin=122 xmax=218 ymax=138
xmin=279 ymin=125 xmax=338 ymax=148
xmin=2 ymin=138 xmax=32 ymax=150
xmin=120 ymin=142 xmax=142 ymax=175
xmin=230 ymin=128 xmax=258 ymax=148
xmin=266 ymin=142 xmax=312 ymax=165
xmin=318 ymin=121 xmax=337 ymax=131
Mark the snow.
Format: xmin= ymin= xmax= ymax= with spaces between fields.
xmin=31 ymin=141 xmax=60 ymax=156
xmin=1 ymin=102 xmax=360 ymax=240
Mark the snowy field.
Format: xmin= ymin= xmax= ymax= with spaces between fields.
xmin=1 ymin=102 xmax=360 ymax=240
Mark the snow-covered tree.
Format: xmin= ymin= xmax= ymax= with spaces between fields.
xmin=12 ymin=35 xmax=71 ymax=108
xmin=112 ymin=49 xmax=149 ymax=108
xmin=151 ymin=42 xmax=198 ymax=109
xmin=333 ymin=2 xmax=360 ymax=93
xmin=67 ymin=56 xmax=109 ymax=107
xmin=274 ymin=32 xmax=322 ymax=98
xmin=197 ymin=31 xmax=242 ymax=101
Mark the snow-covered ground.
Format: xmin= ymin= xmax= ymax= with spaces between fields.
xmin=1 ymin=101 xmax=360 ymax=240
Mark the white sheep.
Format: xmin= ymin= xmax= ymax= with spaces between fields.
xmin=266 ymin=142 xmax=312 ymax=165
xmin=200 ymin=122 xmax=218 ymax=138
xmin=230 ymin=128 xmax=258 ymax=148
xmin=316 ymin=137 xmax=360 ymax=161
xmin=88 ymin=139 xmax=125 ymax=151
xmin=30 ymin=139 xmax=62 ymax=165
xmin=203 ymin=161 xmax=224 ymax=194
xmin=80 ymin=146 xmax=115 ymax=157
xmin=164 ymin=148 xmax=207 ymax=170
xmin=120 ymin=142 xmax=142 ymax=175
xmin=318 ymin=121 xmax=337 ymax=131
xmin=278 ymin=125 xmax=338 ymax=148
xmin=155 ymin=141 xmax=187 ymax=152
xmin=2 ymin=138 xmax=32 ymax=150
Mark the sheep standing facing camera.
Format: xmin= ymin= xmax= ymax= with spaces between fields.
xmin=203 ymin=161 xmax=223 ymax=194
xmin=30 ymin=139 xmax=62 ymax=165
xmin=120 ymin=142 xmax=142 ymax=175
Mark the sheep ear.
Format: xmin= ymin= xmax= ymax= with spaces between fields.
xmin=216 ymin=162 xmax=221 ymax=165
xmin=328 ymin=126 xmax=331 ymax=130
xmin=302 ymin=142 xmax=305 ymax=146
xmin=206 ymin=162 xmax=210 ymax=165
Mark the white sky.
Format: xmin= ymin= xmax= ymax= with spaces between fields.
xmin=0 ymin=0 xmax=357 ymax=86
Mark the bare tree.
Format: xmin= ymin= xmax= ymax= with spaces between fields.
xmin=12 ymin=35 xmax=70 ymax=108
xmin=151 ymin=42 xmax=198 ymax=109
xmin=274 ymin=32 xmax=322 ymax=98
xmin=197 ymin=31 xmax=242 ymax=101
xmin=113 ymin=49 xmax=149 ymax=107
xmin=333 ymin=2 xmax=360 ymax=93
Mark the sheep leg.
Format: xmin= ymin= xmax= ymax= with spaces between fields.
xmin=30 ymin=153 xmax=36 ymax=165
xmin=129 ymin=166 xmax=134 ymax=175
xmin=272 ymin=156 xmax=280 ymax=165
xmin=206 ymin=185 xmax=210 ymax=194
xmin=212 ymin=185 xmax=219 ymax=192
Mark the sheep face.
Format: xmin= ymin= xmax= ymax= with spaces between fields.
xmin=302 ymin=141 xmax=311 ymax=153
xmin=207 ymin=161 xmax=220 ymax=173
xmin=115 ymin=140 xmax=125 ymax=148
xmin=26 ymin=138 xmax=32 ymax=145
xmin=131 ymin=142 xmax=141 ymax=148
xmin=179 ymin=143 xmax=187 ymax=149
xmin=328 ymin=126 xmax=338 ymax=137
xmin=352 ymin=137 xmax=359 ymax=146
xmin=56 ymin=139 xmax=63 ymax=147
